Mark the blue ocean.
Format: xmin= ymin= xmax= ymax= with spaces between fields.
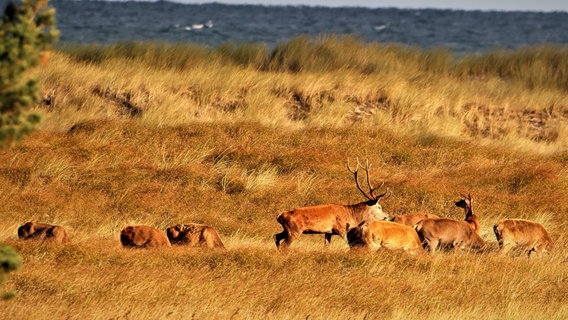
xmin=51 ymin=0 xmax=568 ymax=54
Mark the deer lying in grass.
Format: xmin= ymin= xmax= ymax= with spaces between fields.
xmin=166 ymin=223 xmax=225 ymax=249
xmin=120 ymin=225 xmax=171 ymax=248
xmin=493 ymin=219 xmax=553 ymax=257
xmin=18 ymin=222 xmax=69 ymax=244
xmin=391 ymin=213 xmax=439 ymax=226
xmin=414 ymin=193 xmax=484 ymax=253
xmin=274 ymin=158 xmax=391 ymax=249
xmin=347 ymin=220 xmax=424 ymax=255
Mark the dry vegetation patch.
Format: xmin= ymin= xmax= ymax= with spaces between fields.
xmin=35 ymin=39 xmax=568 ymax=148
xmin=1 ymin=120 xmax=567 ymax=319
xmin=2 ymin=39 xmax=568 ymax=318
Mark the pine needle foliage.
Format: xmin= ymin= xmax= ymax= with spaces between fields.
xmin=0 ymin=0 xmax=58 ymax=146
xmin=0 ymin=244 xmax=21 ymax=285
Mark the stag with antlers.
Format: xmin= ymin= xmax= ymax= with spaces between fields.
xmin=274 ymin=158 xmax=391 ymax=249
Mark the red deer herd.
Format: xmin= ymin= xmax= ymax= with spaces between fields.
xmin=14 ymin=159 xmax=554 ymax=258
xmin=274 ymin=159 xmax=390 ymax=249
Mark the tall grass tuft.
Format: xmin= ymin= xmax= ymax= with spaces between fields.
xmin=61 ymin=42 xmax=211 ymax=71
xmin=46 ymin=38 xmax=568 ymax=150
xmin=213 ymin=41 xmax=268 ymax=69
xmin=454 ymin=45 xmax=568 ymax=92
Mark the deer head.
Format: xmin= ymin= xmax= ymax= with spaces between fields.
xmin=455 ymin=193 xmax=473 ymax=216
xmin=456 ymin=193 xmax=479 ymax=233
xmin=347 ymin=158 xmax=391 ymax=207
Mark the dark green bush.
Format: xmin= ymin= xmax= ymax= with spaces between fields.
xmin=0 ymin=0 xmax=58 ymax=145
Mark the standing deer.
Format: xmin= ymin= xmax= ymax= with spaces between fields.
xmin=493 ymin=219 xmax=553 ymax=257
xmin=274 ymin=159 xmax=391 ymax=249
xmin=414 ymin=193 xmax=484 ymax=253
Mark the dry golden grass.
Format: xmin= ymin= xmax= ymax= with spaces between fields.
xmin=1 ymin=240 xmax=567 ymax=320
xmin=1 ymin=39 xmax=568 ymax=319
xmin=39 ymin=38 xmax=568 ymax=147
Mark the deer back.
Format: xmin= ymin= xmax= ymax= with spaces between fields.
xmin=495 ymin=219 xmax=553 ymax=248
xmin=392 ymin=213 xmax=439 ymax=226
xmin=120 ymin=225 xmax=171 ymax=248
xmin=417 ymin=218 xmax=484 ymax=247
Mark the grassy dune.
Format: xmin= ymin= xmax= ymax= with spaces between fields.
xmin=1 ymin=37 xmax=568 ymax=319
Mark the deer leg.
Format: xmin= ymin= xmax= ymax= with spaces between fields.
xmin=527 ymin=247 xmax=536 ymax=258
xmin=497 ymin=238 xmax=504 ymax=252
xmin=429 ymin=242 xmax=437 ymax=254
xmin=425 ymin=238 xmax=438 ymax=253
xmin=529 ymin=243 xmax=543 ymax=258
xmin=324 ymin=233 xmax=333 ymax=247
xmin=453 ymin=240 xmax=466 ymax=251
xmin=282 ymin=231 xmax=300 ymax=249
xmin=274 ymin=231 xmax=288 ymax=248
xmin=499 ymin=241 xmax=513 ymax=256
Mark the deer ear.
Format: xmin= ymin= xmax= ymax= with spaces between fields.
xmin=345 ymin=223 xmax=351 ymax=231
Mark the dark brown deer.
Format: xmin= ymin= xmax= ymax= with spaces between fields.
xmin=166 ymin=223 xmax=225 ymax=249
xmin=274 ymin=159 xmax=391 ymax=249
xmin=18 ymin=222 xmax=69 ymax=244
xmin=414 ymin=193 xmax=484 ymax=253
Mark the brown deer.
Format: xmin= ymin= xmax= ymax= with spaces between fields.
xmin=414 ymin=193 xmax=484 ymax=253
xmin=455 ymin=193 xmax=480 ymax=233
xmin=274 ymin=159 xmax=391 ymax=249
xmin=347 ymin=220 xmax=424 ymax=255
xmin=166 ymin=223 xmax=225 ymax=249
xmin=391 ymin=213 xmax=439 ymax=227
xmin=493 ymin=219 xmax=553 ymax=257
xmin=120 ymin=225 xmax=171 ymax=248
xmin=18 ymin=222 xmax=69 ymax=244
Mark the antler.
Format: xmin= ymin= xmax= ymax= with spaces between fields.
xmin=347 ymin=158 xmax=387 ymax=201
xmin=374 ymin=183 xmax=390 ymax=200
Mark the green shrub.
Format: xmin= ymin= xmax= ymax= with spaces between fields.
xmin=0 ymin=0 xmax=58 ymax=146
xmin=0 ymin=244 xmax=21 ymax=283
xmin=0 ymin=243 xmax=22 ymax=299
